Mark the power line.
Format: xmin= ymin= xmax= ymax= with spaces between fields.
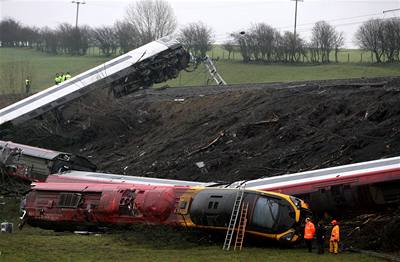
xmin=383 ymin=8 xmax=400 ymax=14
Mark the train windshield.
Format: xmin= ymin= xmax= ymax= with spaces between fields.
xmin=251 ymin=196 xmax=296 ymax=233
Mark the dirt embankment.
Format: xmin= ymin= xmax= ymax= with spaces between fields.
xmin=4 ymin=77 xmax=400 ymax=184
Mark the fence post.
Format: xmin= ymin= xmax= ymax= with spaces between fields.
xmin=360 ymin=53 xmax=363 ymax=63
xmin=348 ymin=53 xmax=350 ymax=63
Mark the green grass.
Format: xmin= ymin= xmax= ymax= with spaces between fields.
xmin=0 ymin=198 xmax=385 ymax=262
xmin=1 ymin=47 xmax=399 ymax=95
xmin=167 ymin=60 xmax=400 ymax=87
xmin=209 ymin=46 xmax=382 ymax=63
xmin=0 ymin=227 xmax=384 ymax=262
xmin=0 ymin=48 xmax=108 ymax=93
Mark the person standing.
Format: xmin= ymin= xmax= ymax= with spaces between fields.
xmin=65 ymin=72 xmax=72 ymax=81
xmin=25 ymin=76 xmax=31 ymax=94
xmin=55 ymin=73 xmax=61 ymax=85
xmin=329 ymin=220 xmax=340 ymax=254
xmin=304 ymin=217 xmax=315 ymax=252
xmin=60 ymin=72 xmax=65 ymax=83
xmin=316 ymin=221 xmax=326 ymax=254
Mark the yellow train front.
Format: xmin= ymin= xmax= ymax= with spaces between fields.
xmin=176 ymin=187 xmax=310 ymax=243
xmin=23 ymin=182 xmax=311 ymax=244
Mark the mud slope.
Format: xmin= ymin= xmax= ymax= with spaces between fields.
xmin=4 ymin=77 xmax=400 ymax=184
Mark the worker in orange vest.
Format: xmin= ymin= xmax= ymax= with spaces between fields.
xmin=329 ymin=220 xmax=340 ymax=254
xmin=304 ymin=217 xmax=315 ymax=252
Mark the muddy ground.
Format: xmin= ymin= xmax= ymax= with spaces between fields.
xmin=1 ymin=76 xmax=400 ymax=252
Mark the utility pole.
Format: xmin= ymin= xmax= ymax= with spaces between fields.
xmin=71 ymin=1 xmax=86 ymax=28
xmin=291 ymin=0 xmax=303 ymax=62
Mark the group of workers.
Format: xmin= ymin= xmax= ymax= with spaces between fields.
xmin=23 ymin=72 xmax=72 ymax=95
xmin=54 ymin=72 xmax=72 ymax=85
xmin=304 ymin=217 xmax=340 ymax=255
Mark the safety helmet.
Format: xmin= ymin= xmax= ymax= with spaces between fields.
xmin=331 ymin=220 xmax=337 ymax=225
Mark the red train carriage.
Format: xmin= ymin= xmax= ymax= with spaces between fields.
xmin=22 ymin=182 xmax=311 ymax=243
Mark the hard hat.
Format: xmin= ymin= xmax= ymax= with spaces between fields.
xmin=331 ymin=220 xmax=337 ymax=225
xmin=306 ymin=217 xmax=311 ymax=221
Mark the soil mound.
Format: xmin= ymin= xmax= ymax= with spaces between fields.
xmin=5 ymin=77 xmax=400 ymax=183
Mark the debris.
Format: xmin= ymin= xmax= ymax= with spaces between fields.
xmin=188 ymin=131 xmax=224 ymax=156
xmin=1 ymin=222 xmax=13 ymax=233
xmin=174 ymin=98 xmax=185 ymax=102
xmin=195 ymin=162 xmax=205 ymax=168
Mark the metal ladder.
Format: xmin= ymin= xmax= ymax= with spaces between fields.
xmin=234 ymin=202 xmax=249 ymax=251
xmin=203 ymin=55 xmax=227 ymax=86
xmin=222 ymin=187 xmax=245 ymax=250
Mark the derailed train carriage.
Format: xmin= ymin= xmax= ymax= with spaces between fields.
xmin=22 ymin=182 xmax=311 ymax=243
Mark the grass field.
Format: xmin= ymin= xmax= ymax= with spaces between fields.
xmin=0 ymin=47 xmax=399 ymax=95
xmin=208 ymin=46 xmax=384 ymax=63
xmin=0 ymin=48 xmax=108 ymax=94
xmin=0 ymin=231 xmax=384 ymax=262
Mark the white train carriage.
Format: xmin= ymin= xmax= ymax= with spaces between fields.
xmin=0 ymin=36 xmax=189 ymax=127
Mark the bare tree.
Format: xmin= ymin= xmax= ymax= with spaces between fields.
xmin=333 ymin=32 xmax=344 ymax=63
xmin=250 ymin=23 xmax=276 ymax=62
xmin=40 ymin=27 xmax=58 ymax=54
xmin=231 ymin=32 xmax=251 ymax=62
xmin=222 ymin=40 xmax=235 ymax=60
xmin=178 ymin=22 xmax=213 ymax=58
xmin=125 ymin=0 xmax=177 ymax=45
xmin=0 ymin=18 xmax=22 ymax=47
xmin=92 ymin=26 xmax=118 ymax=56
xmin=311 ymin=21 xmax=340 ymax=63
xmin=382 ymin=18 xmax=400 ymax=62
xmin=114 ymin=21 xmax=141 ymax=54
xmin=356 ymin=19 xmax=385 ymax=63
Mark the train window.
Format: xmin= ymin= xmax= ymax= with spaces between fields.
xmin=179 ymin=201 xmax=187 ymax=209
xmin=58 ymin=193 xmax=82 ymax=208
xmin=252 ymin=197 xmax=279 ymax=229
xmin=213 ymin=202 xmax=219 ymax=209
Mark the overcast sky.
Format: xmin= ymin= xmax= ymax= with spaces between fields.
xmin=1 ymin=0 xmax=399 ymax=47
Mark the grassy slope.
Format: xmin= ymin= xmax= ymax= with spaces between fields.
xmin=1 ymin=48 xmax=399 ymax=94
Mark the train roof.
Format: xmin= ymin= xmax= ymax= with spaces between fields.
xmin=0 ymin=140 xmax=68 ymax=160
xmin=242 ymin=155 xmax=400 ymax=191
xmin=52 ymin=170 xmax=217 ymax=187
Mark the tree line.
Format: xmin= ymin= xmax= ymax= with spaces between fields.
xmin=0 ymin=0 xmax=399 ymax=63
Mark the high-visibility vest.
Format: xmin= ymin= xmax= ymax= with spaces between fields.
xmin=330 ymin=225 xmax=340 ymax=241
xmin=25 ymin=79 xmax=30 ymax=86
xmin=55 ymin=76 xmax=61 ymax=84
xmin=65 ymin=74 xmax=71 ymax=80
xmin=304 ymin=221 xmax=315 ymax=239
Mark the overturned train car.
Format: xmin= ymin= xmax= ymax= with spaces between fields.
xmin=22 ymin=182 xmax=311 ymax=244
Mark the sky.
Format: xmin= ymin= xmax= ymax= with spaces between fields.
xmin=1 ymin=0 xmax=399 ymax=47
